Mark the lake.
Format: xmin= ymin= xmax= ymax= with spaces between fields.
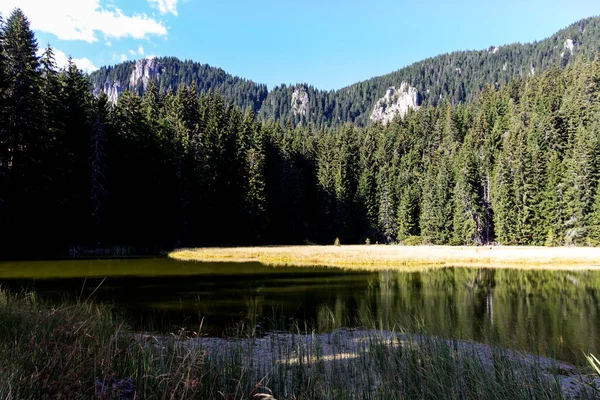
xmin=0 ymin=258 xmax=599 ymax=365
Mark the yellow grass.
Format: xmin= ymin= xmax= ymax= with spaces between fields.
xmin=169 ymin=245 xmax=600 ymax=271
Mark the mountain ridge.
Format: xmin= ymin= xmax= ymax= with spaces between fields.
xmin=89 ymin=15 xmax=600 ymax=127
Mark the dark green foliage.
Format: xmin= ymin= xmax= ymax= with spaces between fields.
xmin=1 ymin=9 xmax=45 ymax=254
xmin=89 ymin=57 xmax=268 ymax=114
xmin=5 ymin=9 xmax=600 ymax=257
xmin=90 ymin=18 xmax=600 ymax=130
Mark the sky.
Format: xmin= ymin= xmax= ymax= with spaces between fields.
xmin=0 ymin=0 xmax=598 ymax=90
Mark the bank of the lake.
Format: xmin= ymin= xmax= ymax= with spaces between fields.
xmin=1 ymin=290 xmax=597 ymax=399
xmin=170 ymin=245 xmax=600 ymax=270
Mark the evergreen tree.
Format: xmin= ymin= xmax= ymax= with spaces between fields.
xmin=2 ymin=9 xmax=43 ymax=253
xmin=452 ymin=134 xmax=484 ymax=245
xmin=89 ymin=93 xmax=109 ymax=230
xmin=357 ymin=126 xmax=379 ymax=240
xmin=334 ymin=124 xmax=359 ymax=241
xmin=244 ymin=123 xmax=268 ymax=242
xmin=563 ymin=124 xmax=598 ymax=244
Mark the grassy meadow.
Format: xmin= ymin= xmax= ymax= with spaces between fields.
xmin=1 ymin=289 xmax=598 ymax=399
xmin=169 ymin=245 xmax=600 ymax=270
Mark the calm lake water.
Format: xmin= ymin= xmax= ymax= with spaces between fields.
xmin=1 ymin=258 xmax=599 ymax=365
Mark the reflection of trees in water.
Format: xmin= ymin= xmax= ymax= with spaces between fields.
xmin=320 ymin=268 xmax=600 ymax=365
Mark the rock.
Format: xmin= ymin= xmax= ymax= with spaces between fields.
xmin=129 ymin=57 xmax=162 ymax=91
xmin=93 ymin=80 xmax=124 ymax=104
xmin=530 ymin=64 xmax=535 ymax=76
xmin=502 ymin=62 xmax=508 ymax=71
xmin=93 ymin=57 xmax=162 ymax=103
xmin=561 ymin=39 xmax=575 ymax=58
xmin=564 ymin=39 xmax=575 ymax=52
xmin=291 ymin=87 xmax=309 ymax=117
xmin=370 ymin=83 xmax=420 ymax=125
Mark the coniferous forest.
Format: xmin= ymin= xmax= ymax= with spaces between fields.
xmin=3 ymin=9 xmax=600 ymax=258
xmin=91 ymin=16 xmax=600 ymax=128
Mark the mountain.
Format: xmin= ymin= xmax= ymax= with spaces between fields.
xmin=90 ymin=16 xmax=600 ymax=127
xmin=89 ymin=56 xmax=269 ymax=113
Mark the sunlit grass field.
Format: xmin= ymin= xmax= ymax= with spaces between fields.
xmin=170 ymin=245 xmax=600 ymax=270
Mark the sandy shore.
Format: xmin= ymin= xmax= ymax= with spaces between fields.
xmin=169 ymin=245 xmax=600 ymax=271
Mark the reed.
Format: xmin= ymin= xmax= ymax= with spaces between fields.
xmin=0 ymin=289 xmax=596 ymax=399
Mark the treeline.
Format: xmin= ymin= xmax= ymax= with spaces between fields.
xmin=3 ymin=9 xmax=600 ymax=258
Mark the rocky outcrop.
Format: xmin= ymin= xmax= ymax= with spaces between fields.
xmin=291 ymin=88 xmax=309 ymax=117
xmin=95 ymin=80 xmax=124 ymax=104
xmin=93 ymin=57 xmax=162 ymax=103
xmin=129 ymin=57 xmax=162 ymax=90
xmin=370 ymin=83 xmax=420 ymax=125
xmin=564 ymin=39 xmax=575 ymax=52
xmin=561 ymin=39 xmax=575 ymax=58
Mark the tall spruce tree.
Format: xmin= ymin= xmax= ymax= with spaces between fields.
xmin=2 ymin=9 xmax=43 ymax=253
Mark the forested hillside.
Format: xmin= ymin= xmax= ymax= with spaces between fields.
xmin=262 ymin=16 xmax=600 ymax=127
xmin=2 ymin=9 xmax=600 ymax=258
xmin=90 ymin=16 xmax=600 ymax=128
xmin=89 ymin=57 xmax=269 ymax=113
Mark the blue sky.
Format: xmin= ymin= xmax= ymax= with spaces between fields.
xmin=1 ymin=0 xmax=598 ymax=90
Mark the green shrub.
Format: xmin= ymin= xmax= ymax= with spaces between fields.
xmin=403 ymin=236 xmax=423 ymax=246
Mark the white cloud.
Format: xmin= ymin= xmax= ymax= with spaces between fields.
xmin=120 ymin=54 xmax=127 ymax=62
xmin=71 ymin=57 xmax=98 ymax=74
xmin=105 ymin=41 xmax=112 ymax=47
xmin=147 ymin=0 xmax=178 ymax=15
xmin=138 ymin=45 xmax=144 ymax=55
xmin=0 ymin=0 xmax=168 ymax=43
xmin=128 ymin=49 xmax=136 ymax=55
xmin=37 ymin=48 xmax=98 ymax=74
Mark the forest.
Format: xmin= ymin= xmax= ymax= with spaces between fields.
xmin=90 ymin=16 xmax=600 ymax=128
xmin=2 ymin=9 xmax=600 ymax=257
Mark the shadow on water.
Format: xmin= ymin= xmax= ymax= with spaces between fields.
xmin=1 ymin=257 xmax=600 ymax=365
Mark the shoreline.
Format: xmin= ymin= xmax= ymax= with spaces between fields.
xmin=3 ymin=286 xmax=598 ymax=399
xmin=169 ymin=245 xmax=600 ymax=271
xmin=138 ymin=328 xmax=598 ymax=398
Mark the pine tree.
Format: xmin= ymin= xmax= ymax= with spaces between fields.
xmin=89 ymin=93 xmax=109 ymax=230
xmin=315 ymin=130 xmax=338 ymax=242
xmin=334 ymin=124 xmax=359 ymax=241
xmin=2 ymin=9 xmax=43 ymax=252
xmin=542 ymin=151 xmax=566 ymax=245
xmin=452 ymin=134 xmax=484 ymax=245
xmin=357 ymin=126 xmax=379 ymax=239
xmin=396 ymin=148 xmax=421 ymax=241
xmin=563 ymin=124 xmax=598 ymax=244
xmin=396 ymin=185 xmax=420 ymax=241
xmin=0 ymin=14 xmax=8 ymax=245
xmin=244 ymin=123 xmax=268 ymax=242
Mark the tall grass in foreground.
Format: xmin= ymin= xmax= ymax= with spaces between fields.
xmin=0 ymin=290 xmax=596 ymax=399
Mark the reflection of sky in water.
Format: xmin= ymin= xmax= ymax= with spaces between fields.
xmin=0 ymin=258 xmax=599 ymax=366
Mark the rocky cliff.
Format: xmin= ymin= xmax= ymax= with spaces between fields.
xmin=129 ymin=57 xmax=162 ymax=90
xmin=92 ymin=57 xmax=163 ymax=103
xmin=370 ymin=83 xmax=420 ymax=125
xmin=291 ymin=88 xmax=309 ymax=117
